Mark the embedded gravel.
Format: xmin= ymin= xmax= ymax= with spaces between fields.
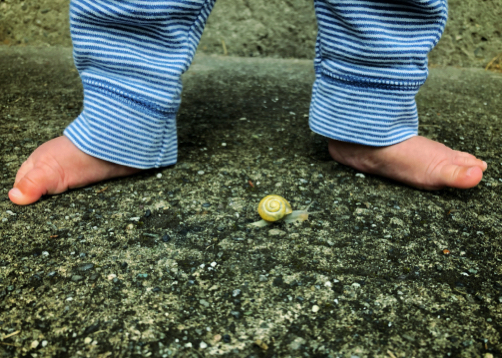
xmin=0 ymin=47 xmax=502 ymax=358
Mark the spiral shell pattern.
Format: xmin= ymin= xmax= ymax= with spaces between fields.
xmin=257 ymin=195 xmax=293 ymax=222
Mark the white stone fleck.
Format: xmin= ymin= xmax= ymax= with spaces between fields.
xmin=42 ymin=251 xmax=49 ymax=256
xmin=200 ymin=341 xmax=208 ymax=349
xmin=355 ymin=173 xmax=365 ymax=178
xmin=312 ymin=305 xmax=320 ymax=313
xmin=352 ymin=282 xmax=361 ymax=288
xmin=324 ymin=281 xmax=332 ymax=288
xmin=107 ymin=274 xmax=117 ymax=280
xmin=84 ymin=337 xmax=92 ymax=345
xmin=6 ymin=210 xmax=16 ymax=216
xmin=31 ymin=340 xmax=39 ymax=349
xmin=197 ymin=170 xmax=205 ymax=175
xmin=156 ymin=173 xmax=162 ymax=178
xmin=41 ymin=340 xmax=48 ymax=347
xmin=210 ymin=262 xmax=217 ymax=267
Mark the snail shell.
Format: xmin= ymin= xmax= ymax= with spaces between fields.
xmin=257 ymin=195 xmax=293 ymax=222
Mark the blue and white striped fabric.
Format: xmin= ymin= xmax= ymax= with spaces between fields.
xmin=64 ymin=0 xmax=447 ymax=168
xmin=64 ymin=0 xmax=216 ymax=168
xmin=310 ymin=0 xmax=447 ymax=145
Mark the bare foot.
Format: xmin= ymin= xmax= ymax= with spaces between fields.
xmin=328 ymin=136 xmax=487 ymax=190
xmin=9 ymin=136 xmax=142 ymax=205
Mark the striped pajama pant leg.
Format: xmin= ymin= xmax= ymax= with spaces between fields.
xmin=64 ymin=1 xmax=447 ymax=169
xmin=64 ymin=0 xmax=216 ymax=169
xmin=310 ymin=0 xmax=448 ymax=146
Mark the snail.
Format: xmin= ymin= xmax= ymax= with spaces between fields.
xmin=249 ymin=194 xmax=317 ymax=227
xmin=258 ymin=195 xmax=293 ymax=222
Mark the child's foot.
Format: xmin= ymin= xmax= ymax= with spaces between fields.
xmin=328 ymin=136 xmax=487 ymax=190
xmin=9 ymin=136 xmax=142 ymax=205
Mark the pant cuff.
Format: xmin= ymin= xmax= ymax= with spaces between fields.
xmin=64 ymin=84 xmax=177 ymax=169
xmin=309 ymin=73 xmax=420 ymax=146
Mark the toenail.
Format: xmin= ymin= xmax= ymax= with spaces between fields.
xmin=9 ymin=188 xmax=22 ymax=198
xmin=482 ymin=161 xmax=487 ymax=168
xmin=466 ymin=167 xmax=475 ymax=177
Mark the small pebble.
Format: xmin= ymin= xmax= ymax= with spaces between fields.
xmin=42 ymin=251 xmax=49 ymax=257
xmin=210 ymin=262 xmax=217 ymax=267
xmin=71 ymin=275 xmax=83 ymax=282
xmin=312 ymin=305 xmax=319 ymax=313
xmin=324 ymin=281 xmax=332 ymax=288
xmin=41 ymin=340 xmax=48 ymax=347
xmin=84 ymin=337 xmax=92 ymax=344
xmin=355 ymin=173 xmax=365 ymax=178
xmin=221 ymin=143 xmax=227 ymax=146
xmin=232 ymin=289 xmax=241 ymax=297
xmin=197 ymin=170 xmax=205 ymax=175
xmin=1 ymin=218 xmax=7 ymax=223
xmin=6 ymin=210 xmax=16 ymax=216
xmin=78 ymin=263 xmax=94 ymax=272
xmin=200 ymin=341 xmax=208 ymax=349
xmin=107 ymin=274 xmax=117 ymax=280
xmin=213 ymin=334 xmax=222 ymax=342
xmin=200 ymin=299 xmax=210 ymax=307
xmin=268 ymin=229 xmax=286 ymax=236
xmin=31 ymin=340 xmax=39 ymax=349
xmin=352 ymin=282 xmax=361 ymax=288
xmin=156 ymin=173 xmax=162 ymax=178
xmin=259 ymin=275 xmax=268 ymax=282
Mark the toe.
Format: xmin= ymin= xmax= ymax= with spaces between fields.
xmin=9 ymin=166 xmax=58 ymax=205
xmin=453 ymin=155 xmax=486 ymax=171
xmin=439 ymin=164 xmax=483 ymax=189
xmin=14 ymin=160 xmax=33 ymax=186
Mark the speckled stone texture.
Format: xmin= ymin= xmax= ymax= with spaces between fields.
xmin=0 ymin=0 xmax=501 ymax=67
xmin=0 ymin=47 xmax=502 ymax=357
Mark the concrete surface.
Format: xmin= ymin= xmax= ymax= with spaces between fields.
xmin=1 ymin=0 xmax=502 ymax=68
xmin=0 ymin=47 xmax=502 ymax=357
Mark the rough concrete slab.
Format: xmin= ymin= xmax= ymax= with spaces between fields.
xmin=1 ymin=0 xmax=502 ymax=68
xmin=0 ymin=47 xmax=502 ymax=357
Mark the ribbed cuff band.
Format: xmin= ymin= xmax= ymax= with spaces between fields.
xmin=64 ymin=85 xmax=178 ymax=169
xmin=309 ymin=73 xmax=420 ymax=146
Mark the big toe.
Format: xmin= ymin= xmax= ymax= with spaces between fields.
xmin=439 ymin=164 xmax=483 ymax=189
xmin=9 ymin=166 xmax=60 ymax=205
